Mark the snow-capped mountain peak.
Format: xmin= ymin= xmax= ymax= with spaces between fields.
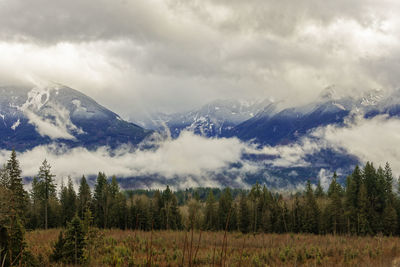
xmin=360 ymin=89 xmax=385 ymax=106
xmin=0 ymin=84 xmax=151 ymax=151
xmin=138 ymin=98 xmax=268 ymax=138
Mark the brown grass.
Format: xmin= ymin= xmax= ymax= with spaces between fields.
xmin=25 ymin=229 xmax=400 ymax=266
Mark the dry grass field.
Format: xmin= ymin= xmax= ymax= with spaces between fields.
xmin=24 ymin=229 xmax=400 ymax=266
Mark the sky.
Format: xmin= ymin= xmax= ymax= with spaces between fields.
xmin=0 ymin=0 xmax=400 ymax=120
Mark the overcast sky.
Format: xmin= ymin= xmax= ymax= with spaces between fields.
xmin=1 ymin=0 xmax=400 ymax=120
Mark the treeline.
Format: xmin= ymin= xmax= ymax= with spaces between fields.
xmin=127 ymin=187 xmax=247 ymax=205
xmin=1 ymin=150 xmax=400 ymax=264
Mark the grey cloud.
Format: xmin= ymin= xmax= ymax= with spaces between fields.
xmin=0 ymin=0 xmax=176 ymax=44
xmin=168 ymin=0 xmax=393 ymax=36
xmin=0 ymin=0 xmax=399 ymax=119
xmin=0 ymin=0 xmax=391 ymax=43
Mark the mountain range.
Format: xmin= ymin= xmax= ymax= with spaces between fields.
xmin=1 ymin=84 xmax=399 ymax=189
xmin=139 ymin=87 xmax=395 ymax=146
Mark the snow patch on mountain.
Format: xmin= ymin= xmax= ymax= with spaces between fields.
xmin=0 ymin=114 xmax=5 ymax=127
xmin=333 ymin=103 xmax=346 ymax=111
xmin=11 ymin=119 xmax=20 ymax=130
xmin=19 ymin=85 xmax=85 ymax=140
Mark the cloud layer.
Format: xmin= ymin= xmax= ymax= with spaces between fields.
xmin=1 ymin=113 xmax=399 ymax=190
xmin=0 ymin=132 xmax=255 ymax=189
xmin=314 ymin=114 xmax=400 ymax=174
xmin=0 ymin=0 xmax=399 ymax=120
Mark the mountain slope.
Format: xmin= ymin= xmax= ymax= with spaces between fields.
xmin=226 ymin=89 xmax=400 ymax=146
xmin=138 ymin=99 xmax=269 ymax=138
xmin=0 ymin=84 xmax=151 ymax=151
xmin=228 ymin=100 xmax=351 ymax=145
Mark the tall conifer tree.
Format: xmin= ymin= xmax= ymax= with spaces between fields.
xmin=37 ymin=159 xmax=56 ymax=229
xmin=78 ymin=175 xmax=91 ymax=219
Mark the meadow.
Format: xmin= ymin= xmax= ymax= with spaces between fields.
xmin=25 ymin=229 xmax=400 ymax=266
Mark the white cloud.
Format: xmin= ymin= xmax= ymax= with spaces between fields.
xmin=0 ymin=132 xmax=253 ymax=188
xmin=17 ymin=85 xmax=84 ymax=140
xmin=313 ymin=114 xmax=400 ymax=174
xmin=244 ymin=138 xmax=323 ymax=168
xmin=23 ymin=111 xmax=76 ymax=140
xmin=318 ymin=169 xmax=333 ymax=191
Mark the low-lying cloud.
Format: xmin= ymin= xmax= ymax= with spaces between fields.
xmin=0 ymin=132 xmax=257 ymax=188
xmin=1 ymin=113 xmax=400 ymax=190
xmin=313 ymin=114 xmax=400 ymax=174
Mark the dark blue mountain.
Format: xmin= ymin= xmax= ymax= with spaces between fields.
xmin=226 ymin=100 xmax=351 ymax=145
xmin=0 ymin=85 xmax=152 ymax=151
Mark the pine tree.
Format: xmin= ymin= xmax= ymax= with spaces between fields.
xmin=63 ymin=215 xmax=86 ymax=264
xmin=384 ymin=162 xmax=394 ymax=204
xmin=327 ymin=172 xmax=342 ymax=197
xmin=162 ymin=186 xmax=174 ymax=230
xmin=7 ymin=215 xmax=26 ymax=266
xmin=326 ymin=177 xmax=344 ymax=235
xmin=357 ymin=183 xmax=369 ymax=235
xmin=218 ymin=188 xmax=233 ymax=230
xmin=93 ymin=172 xmax=109 ymax=228
xmin=363 ymin=162 xmax=381 ymax=233
xmin=113 ymin=192 xmax=127 ymax=229
xmin=376 ymin=166 xmax=387 ymax=214
xmin=60 ymin=180 xmax=68 ymax=226
xmin=351 ymin=165 xmax=363 ymax=206
xmin=345 ymin=175 xmax=356 ymax=234
xmin=7 ymin=150 xmax=27 ymax=218
xmin=50 ymin=231 xmax=65 ymax=263
xmin=303 ymin=181 xmax=320 ymax=234
xmin=66 ymin=177 xmax=77 ymax=223
xmin=315 ymin=180 xmax=325 ymax=198
xmin=37 ymin=159 xmax=56 ymax=229
xmin=249 ymin=182 xmax=262 ymax=232
xmin=82 ymin=207 xmax=94 ymax=234
xmin=261 ymin=187 xmax=273 ymax=233
xmin=239 ymin=193 xmax=250 ymax=233
xmin=78 ymin=176 xmax=91 ymax=220
xmin=170 ymin=194 xmax=182 ymax=230
xmin=0 ymin=224 xmax=7 ymax=266
xmin=0 ymin=164 xmax=10 ymax=188
xmin=277 ymin=199 xmax=290 ymax=233
xmin=292 ymin=195 xmax=303 ymax=233
xmin=152 ymin=190 xmax=163 ymax=230
xmin=230 ymin=202 xmax=239 ymax=231
xmin=397 ymin=177 xmax=400 ymax=196
xmin=204 ymin=190 xmax=217 ymax=230
xmin=344 ymin=166 xmax=363 ymax=234
xmin=0 ymin=186 xmax=12 ymax=265
xmin=382 ymin=204 xmax=397 ymax=236
xmin=135 ymin=195 xmax=151 ymax=230
xmin=107 ymin=176 xmax=127 ymax=229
